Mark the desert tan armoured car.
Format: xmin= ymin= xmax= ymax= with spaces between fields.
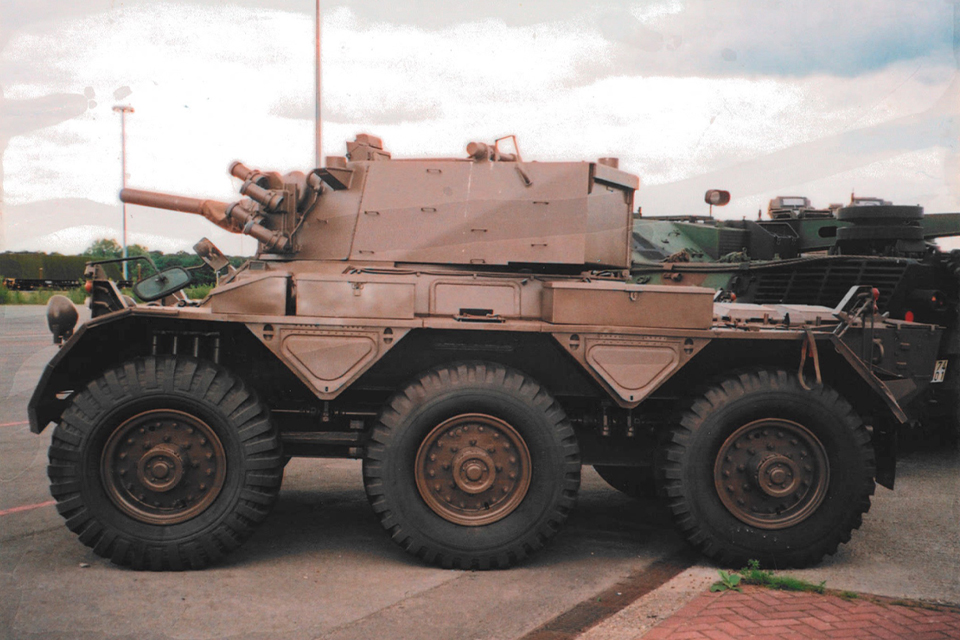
xmin=31 ymin=135 xmax=944 ymax=570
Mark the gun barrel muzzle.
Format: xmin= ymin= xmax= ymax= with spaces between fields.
xmin=229 ymin=161 xmax=256 ymax=182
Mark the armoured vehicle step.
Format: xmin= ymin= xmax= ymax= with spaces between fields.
xmin=31 ymin=135 xmax=946 ymax=571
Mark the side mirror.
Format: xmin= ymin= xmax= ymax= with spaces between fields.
xmin=133 ymin=267 xmax=192 ymax=302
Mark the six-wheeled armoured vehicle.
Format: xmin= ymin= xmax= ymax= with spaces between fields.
xmin=31 ymin=135 xmax=947 ymax=571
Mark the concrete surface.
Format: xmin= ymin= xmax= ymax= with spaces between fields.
xmin=1 ymin=305 xmax=957 ymax=640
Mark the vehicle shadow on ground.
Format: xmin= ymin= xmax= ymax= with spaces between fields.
xmin=230 ymin=462 xmax=684 ymax=570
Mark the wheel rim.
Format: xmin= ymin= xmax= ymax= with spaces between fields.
xmin=714 ymin=419 xmax=829 ymax=530
xmin=415 ymin=413 xmax=532 ymax=526
xmin=101 ymin=409 xmax=227 ymax=525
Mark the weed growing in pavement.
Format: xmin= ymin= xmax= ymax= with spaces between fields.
xmin=737 ymin=559 xmax=826 ymax=594
xmin=710 ymin=569 xmax=743 ymax=593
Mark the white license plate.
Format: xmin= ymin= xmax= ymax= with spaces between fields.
xmin=932 ymin=359 xmax=948 ymax=383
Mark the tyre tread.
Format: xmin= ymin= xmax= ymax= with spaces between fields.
xmin=48 ymin=356 xmax=283 ymax=571
xmin=659 ymin=368 xmax=875 ymax=568
xmin=362 ymin=361 xmax=580 ymax=569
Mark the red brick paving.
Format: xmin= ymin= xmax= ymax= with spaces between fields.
xmin=639 ymin=585 xmax=960 ymax=639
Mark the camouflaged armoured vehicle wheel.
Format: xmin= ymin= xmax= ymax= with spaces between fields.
xmin=592 ymin=465 xmax=657 ymax=499
xmin=363 ymin=362 xmax=580 ymax=569
xmin=659 ymin=369 xmax=875 ymax=568
xmin=47 ymin=356 xmax=284 ymax=570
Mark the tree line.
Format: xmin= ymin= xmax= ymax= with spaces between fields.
xmin=1 ymin=239 xmax=246 ymax=286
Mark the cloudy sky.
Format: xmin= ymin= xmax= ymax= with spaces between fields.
xmin=1 ymin=0 xmax=958 ymax=256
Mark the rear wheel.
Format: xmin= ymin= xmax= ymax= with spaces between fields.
xmin=659 ymin=369 xmax=874 ymax=568
xmin=48 ymin=356 xmax=283 ymax=570
xmin=363 ymin=362 xmax=580 ymax=569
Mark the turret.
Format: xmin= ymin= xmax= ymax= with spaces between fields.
xmin=121 ymin=135 xmax=640 ymax=269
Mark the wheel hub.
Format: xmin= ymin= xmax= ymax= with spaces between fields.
xmin=415 ymin=413 xmax=532 ymax=526
xmin=137 ymin=444 xmax=186 ymax=492
xmin=101 ymin=409 xmax=227 ymax=525
xmin=452 ymin=447 xmax=496 ymax=494
xmin=755 ymin=454 xmax=800 ymax=498
xmin=714 ymin=419 xmax=829 ymax=530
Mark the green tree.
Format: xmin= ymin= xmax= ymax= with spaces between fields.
xmin=83 ymin=238 xmax=122 ymax=259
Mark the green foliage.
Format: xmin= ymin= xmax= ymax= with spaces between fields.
xmin=736 ymin=559 xmax=826 ymax=594
xmin=0 ymin=285 xmax=87 ymax=305
xmin=1 ymin=242 xmax=248 ymax=292
xmin=83 ymin=238 xmax=123 ymax=259
xmin=711 ymin=569 xmax=743 ymax=593
xmin=0 ymin=252 xmax=88 ymax=280
xmin=185 ymin=284 xmax=214 ymax=300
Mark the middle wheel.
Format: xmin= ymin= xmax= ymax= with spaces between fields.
xmin=363 ymin=362 xmax=581 ymax=569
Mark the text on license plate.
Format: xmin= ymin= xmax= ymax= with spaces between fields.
xmin=932 ymin=360 xmax=948 ymax=383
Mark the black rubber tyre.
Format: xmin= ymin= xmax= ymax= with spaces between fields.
xmin=593 ymin=465 xmax=657 ymax=499
xmin=363 ymin=362 xmax=580 ymax=569
xmin=659 ymin=369 xmax=875 ymax=568
xmin=48 ymin=356 xmax=284 ymax=570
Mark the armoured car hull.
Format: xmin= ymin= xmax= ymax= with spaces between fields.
xmin=30 ymin=136 xmax=947 ymax=571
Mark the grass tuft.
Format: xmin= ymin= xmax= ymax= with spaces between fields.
xmin=736 ymin=559 xmax=826 ymax=594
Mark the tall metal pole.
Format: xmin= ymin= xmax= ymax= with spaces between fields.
xmin=113 ymin=105 xmax=134 ymax=280
xmin=315 ymin=0 xmax=322 ymax=168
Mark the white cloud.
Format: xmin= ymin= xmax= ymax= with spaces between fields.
xmin=1 ymin=1 xmax=957 ymax=256
xmin=630 ymin=1 xmax=684 ymax=24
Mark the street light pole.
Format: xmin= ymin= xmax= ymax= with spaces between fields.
xmin=315 ymin=0 xmax=322 ymax=169
xmin=113 ymin=105 xmax=134 ymax=280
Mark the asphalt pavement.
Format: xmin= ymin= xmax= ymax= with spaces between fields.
xmin=1 ymin=305 xmax=957 ymax=640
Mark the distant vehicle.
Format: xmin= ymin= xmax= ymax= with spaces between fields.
xmin=632 ymin=192 xmax=960 ymax=445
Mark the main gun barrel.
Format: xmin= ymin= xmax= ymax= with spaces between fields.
xmin=120 ymin=188 xmax=242 ymax=234
xmin=119 ymin=188 xmax=289 ymax=252
xmin=119 ymin=188 xmax=212 ymax=215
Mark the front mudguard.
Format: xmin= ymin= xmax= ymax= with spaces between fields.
xmin=29 ymin=309 xmax=141 ymax=433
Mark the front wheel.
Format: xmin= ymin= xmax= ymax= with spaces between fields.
xmin=659 ymin=369 xmax=875 ymax=568
xmin=48 ymin=356 xmax=284 ymax=570
xmin=363 ymin=362 xmax=580 ymax=569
